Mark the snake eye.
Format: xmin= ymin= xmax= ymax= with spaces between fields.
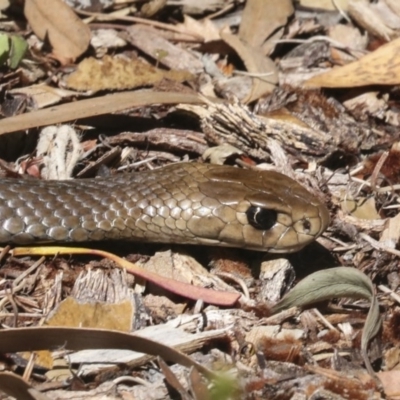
xmin=246 ymin=206 xmax=277 ymax=230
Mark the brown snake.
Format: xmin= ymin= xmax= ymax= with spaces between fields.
xmin=0 ymin=163 xmax=329 ymax=252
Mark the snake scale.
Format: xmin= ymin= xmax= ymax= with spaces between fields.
xmin=0 ymin=163 xmax=329 ymax=252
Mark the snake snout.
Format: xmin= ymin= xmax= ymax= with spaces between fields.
xmin=272 ymin=204 xmax=330 ymax=253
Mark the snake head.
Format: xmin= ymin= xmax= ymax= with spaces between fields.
xmin=195 ymin=165 xmax=330 ymax=252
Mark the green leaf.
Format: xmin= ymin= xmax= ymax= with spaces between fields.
xmin=8 ymin=34 xmax=28 ymax=69
xmin=271 ymin=267 xmax=381 ymax=376
xmin=0 ymin=33 xmax=10 ymax=67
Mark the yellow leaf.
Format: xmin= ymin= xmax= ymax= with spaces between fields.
xmin=305 ymin=37 xmax=400 ymax=88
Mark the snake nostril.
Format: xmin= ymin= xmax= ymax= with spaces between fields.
xmin=303 ymin=220 xmax=311 ymax=233
xmin=246 ymin=206 xmax=277 ymax=230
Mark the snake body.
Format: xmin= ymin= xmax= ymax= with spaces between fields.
xmin=0 ymin=163 xmax=329 ymax=252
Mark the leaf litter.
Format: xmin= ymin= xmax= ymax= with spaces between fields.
xmin=2 ymin=0 xmax=400 ymax=398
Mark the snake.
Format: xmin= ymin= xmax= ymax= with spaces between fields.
xmin=0 ymin=162 xmax=330 ymax=252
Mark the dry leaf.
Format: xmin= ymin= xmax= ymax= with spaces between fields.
xmin=380 ymin=212 xmax=400 ymax=248
xmin=300 ymin=0 xmax=349 ymax=9
xmin=66 ymin=56 xmax=193 ymax=91
xmin=176 ymin=15 xmax=221 ymax=42
xmin=238 ymin=0 xmax=294 ymax=52
xmin=189 ymin=368 xmax=210 ymax=400
xmin=305 ymin=37 xmax=400 ymax=88
xmin=141 ymin=0 xmax=166 ymax=17
xmin=0 ymin=90 xmax=209 ymax=135
xmin=24 ymin=0 xmax=90 ymax=62
xmin=341 ymin=196 xmax=381 ymax=220
xmin=0 ymin=326 xmax=216 ymax=399
xmin=141 ymin=250 xmax=235 ymax=294
xmin=127 ymin=25 xmax=203 ymax=74
xmin=45 ymin=297 xmax=133 ymax=331
xmin=0 ymin=372 xmax=50 ymax=400
xmin=349 ymin=0 xmax=398 ymax=42
xmin=9 ymin=84 xmax=78 ymax=109
xmin=221 ymin=32 xmax=277 ymax=103
xmin=327 ymin=24 xmax=368 ymax=52
xmin=91 ymin=29 xmax=127 ymax=50
xmin=12 ymin=246 xmax=241 ymax=306
xmin=202 ymin=144 xmax=243 ymax=165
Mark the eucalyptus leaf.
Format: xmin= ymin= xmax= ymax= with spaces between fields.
xmin=271 ymin=267 xmax=381 ymax=376
xmin=8 ymin=34 xmax=28 ymax=69
xmin=0 ymin=33 xmax=10 ymax=67
xmin=271 ymin=267 xmax=374 ymax=313
xmin=0 ymin=326 xmax=216 ymax=398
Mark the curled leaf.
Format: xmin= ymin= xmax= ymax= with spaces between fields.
xmin=272 ymin=267 xmax=381 ymax=376
xmin=0 ymin=326 xmax=216 ymax=398
xmin=12 ymin=246 xmax=240 ymax=307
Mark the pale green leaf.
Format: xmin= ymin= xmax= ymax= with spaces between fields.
xmin=8 ymin=35 xmax=28 ymax=69
xmin=0 ymin=33 xmax=10 ymax=67
xmin=271 ymin=267 xmax=381 ymax=376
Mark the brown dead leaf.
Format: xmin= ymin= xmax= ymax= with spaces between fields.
xmin=221 ymin=32 xmax=277 ymax=103
xmin=0 ymin=372 xmax=47 ymax=400
xmin=0 ymin=326 xmax=216 ymax=399
xmin=141 ymin=0 xmax=167 ymax=17
xmin=380 ymin=212 xmax=400 ymax=247
xmin=24 ymin=0 xmax=90 ymax=62
xmin=341 ymin=195 xmax=380 ymax=220
xmin=66 ymin=55 xmax=193 ymax=91
xmin=305 ymin=37 xmax=400 ymax=88
xmin=142 ymin=250 xmax=235 ymax=294
xmin=127 ymin=25 xmax=203 ymax=74
xmin=0 ymin=90 xmax=212 ymax=135
xmin=158 ymin=358 xmax=188 ymax=396
xmin=10 ymin=84 xmax=78 ymax=109
xmin=327 ymin=24 xmax=368 ymax=52
xmin=239 ymin=0 xmax=293 ymax=54
xmin=175 ymin=15 xmax=221 ymax=42
xmin=189 ymin=368 xmax=210 ymax=400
